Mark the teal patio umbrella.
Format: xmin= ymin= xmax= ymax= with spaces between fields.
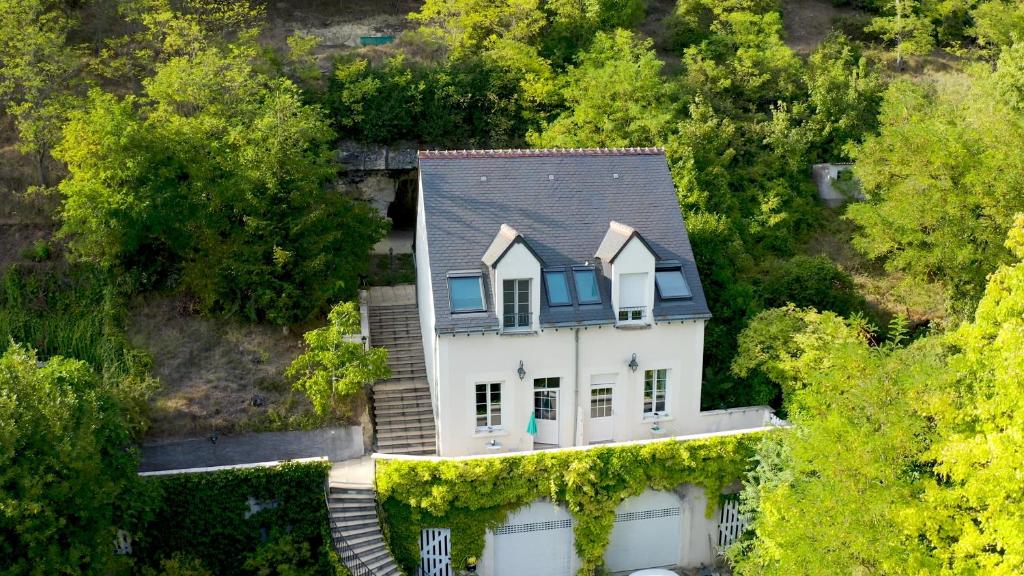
xmin=526 ymin=411 xmax=538 ymax=436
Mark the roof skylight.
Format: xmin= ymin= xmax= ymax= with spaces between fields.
xmin=655 ymin=268 xmax=692 ymax=299
xmin=544 ymin=271 xmax=571 ymax=306
xmin=573 ymin=268 xmax=601 ymax=304
xmin=449 ymin=275 xmax=485 ymax=312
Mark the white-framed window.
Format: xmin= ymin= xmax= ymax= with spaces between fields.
xmin=503 ymin=278 xmax=531 ymax=329
xmin=590 ymin=386 xmax=612 ymax=418
xmin=643 ymin=369 xmax=667 ymax=416
xmin=475 ymin=382 xmax=502 ymax=430
xmin=618 ymin=272 xmax=647 ymax=323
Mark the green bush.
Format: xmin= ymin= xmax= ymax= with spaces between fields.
xmin=132 ymin=461 xmax=342 ymax=576
xmin=760 ymin=255 xmax=863 ymax=317
xmin=376 ymin=434 xmax=762 ymax=576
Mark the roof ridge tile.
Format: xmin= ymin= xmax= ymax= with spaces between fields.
xmin=417 ymin=147 xmax=665 ymax=160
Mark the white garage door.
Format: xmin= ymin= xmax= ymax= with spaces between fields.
xmin=492 ymin=502 xmax=575 ymax=576
xmin=604 ymin=491 xmax=683 ymax=572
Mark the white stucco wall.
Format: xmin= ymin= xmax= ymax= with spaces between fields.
xmin=435 ymin=320 xmax=707 ymax=457
xmin=415 ymin=176 xmax=439 ymax=416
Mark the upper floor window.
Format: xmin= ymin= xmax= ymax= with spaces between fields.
xmin=618 ymin=272 xmax=647 ymax=323
xmin=475 ymin=382 xmax=502 ymax=430
xmin=449 ymin=275 xmax=485 ymax=312
xmin=643 ymin=369 xmax=667 ymax=416
xmin=543 ymin=270 xmax=571 ymax=306
xmin=503 ymin=278 xmax=531 ymax=329
xmin=573 ymin=267 xmax=601 ymax=304
xmin=655 ymin=267 xmax=692 ymax=299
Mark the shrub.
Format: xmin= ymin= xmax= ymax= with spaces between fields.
xmin=760 ymin=255 xmax=862 ymax=317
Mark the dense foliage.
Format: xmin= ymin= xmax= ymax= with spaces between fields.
xmin=0 ymin=344 xmax=145 ymax=575
xmin=55 ymin=44 xmax=386 ymax=324
xmin=729 ymin=218 xmax=1024 ymax=574
xmin=848 ymin=52 xmax=1024 ymax=314
xmin=286 ymin=301 xmax=389 ymax=418
xmin=132 ymin=461 xmax=342 ymax=576
xmin=377 ymin=434 xmax=760 ymax=576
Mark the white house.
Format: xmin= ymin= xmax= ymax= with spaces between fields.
xmin=412 ymin=148 xmax=772 ymax=457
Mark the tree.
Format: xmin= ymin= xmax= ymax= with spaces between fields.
xmin=971 ymin=0 xmax=1024 ymax=53
xmin=409 ymin=0 xmax=546 ymax=57
xmin=55 ymin=47 xmax=387 ymax=324
xmin=729 ymin=309 xmax=945 ymax=575
xmin=847 ymin=75 xmax=1024 ymax=314
xmin=285 ymin=302 xmax=390 ymax=418
xmin=866 ymin=0 xmax=935 ymax=68
xmin=803 ymin=33 xmax=886 ymax=161
xmin=0 ymin=0 xmax=81 ymax=186
xmin=0 ymin=343 xmax=142 ymax=575
xmin=529 ymin=29 xmax=672 ymax=147
xmin=916 ymin=214 xmax=1024 ymax=573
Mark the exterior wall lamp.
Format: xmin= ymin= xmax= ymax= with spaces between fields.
xmin=517 ymin=360 xmax=526 ymax=381
xmin=628 ymin=353 xmax=639 ymax=373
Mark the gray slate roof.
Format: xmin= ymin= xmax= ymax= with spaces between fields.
xmin=419 ymin=148 xmax=711 ymax=334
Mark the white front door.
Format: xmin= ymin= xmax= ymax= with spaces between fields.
xmin=589 ymin=384 xmax=613 ymax=443
xmin=533 ymin=378 xmax=560 ymax=446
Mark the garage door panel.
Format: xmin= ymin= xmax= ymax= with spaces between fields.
xmin=604 ymin=491 xmax=683 ymax=573
xmin=490 ymin=502 xmax=576 ymax=576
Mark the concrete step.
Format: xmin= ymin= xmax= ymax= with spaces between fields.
xmin=378 ymin=438 xmax=436 ymax=451
xmin=374 ymin=395 xmax=432 ymax=408
xmin=376 ymin=415 xmax=436 ymax=430
xmin=374 ymin=401 xmax=432 ymax=415
xmin=375 ymin=379 xmax=429 ymax=392
xmin=330 ymin=513 xmax=378 ymax=527
xmin=332 ymin=524 xmax=382 ymax=540
xmin=328 ymin=488 xmax=375 ymax=498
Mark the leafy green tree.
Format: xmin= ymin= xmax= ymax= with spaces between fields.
xmin=409 ymin=0 xmax=546 ymax=56
xmin=847 ymin=74 xmax=1024 ymax=314
xmin=803 ymin=33 xmax=886 ymax=160
xmin=759 ymin=255 xmax=863 ymax=316
xmin=866 ymin=0 xmax=935 ymax=68
xmin=729 ymin=309 xmax=945 ymax=575
xmin=916 ymin=215 xmax=1024 ymax=573
xmin=0 ymin=343 xmax=142 ymax=575
xmin=55 ymin=47 xmax=387 ymax=323
xmin=971 ymin=0 xmax=1024 ymax=53
xmin=285 ymin=302 xmax=390 ymax=418
xmin=529 ymin=29 xmax=672 ymax=147
xmin=0 ymin=0 xmax=81 ymax=186
xmin=994 ymin=41 xmax=1024 ymax=110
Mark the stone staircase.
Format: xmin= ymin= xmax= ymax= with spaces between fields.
xmin=368 ymin=293 xmax=437 ymax=456
xmin=327 ymin=482 xmax=401 ymax=576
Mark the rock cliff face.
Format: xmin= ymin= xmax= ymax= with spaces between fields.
xmin=335 ymin=141 xmax=419 ymax=221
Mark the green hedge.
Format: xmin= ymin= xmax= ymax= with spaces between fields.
xmin=376 ymin=434 xmax=763 ymax=576
xmin=132 ymin=461 xmax=345 ymax=576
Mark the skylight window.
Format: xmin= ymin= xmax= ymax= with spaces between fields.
xmin=573 ymin=268 xmax=601 ymax=304
xmin=655 ymin=268 xmax=692 ymax=299
xmin=544 ymin=271 xmax=571 ymax=306
xmin=449 ymin=275 xmax=485 ymax=312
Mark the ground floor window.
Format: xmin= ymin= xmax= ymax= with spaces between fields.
xmin=643 ymin=369 xmax=667 ymax=416
xmin=591 ymin=386 xmax=612 ymax=418
xmin=533 ymin=377 xmax=559 ymax=421
xmin=476 ymin=382 xmax=502 ymax=430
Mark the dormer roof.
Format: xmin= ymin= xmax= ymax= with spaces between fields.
xmin=482 ymin=224 xmax=543 ymax=268
xmin=595 ymin=221 xmax=656 ymax=264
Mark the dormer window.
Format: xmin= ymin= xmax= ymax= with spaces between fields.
xmin=655 ymin=266 xmax=692 ymax=299
xmin=502 ymin=279 xmax=531 ymax=329
xmin=543 ymin=270 xmax=571 ymax=306
xmin=573 ymin=268 xmax=601 ymax=304
xmin=449 ymin=275 xmax=485 ymax=312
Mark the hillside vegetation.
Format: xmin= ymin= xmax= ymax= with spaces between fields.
xmin=2 ymin=0 xmax=1024 ymax=573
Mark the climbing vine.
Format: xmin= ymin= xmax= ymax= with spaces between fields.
xmin=131 ymin=461 xmax=345 ymax=575
xmin=376 ymin=434 xmax=763 ymax=575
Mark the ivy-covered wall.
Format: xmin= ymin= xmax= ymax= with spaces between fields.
xmin=131 ymin=461 xmax=346 ymax=575
xmin=376 ymin=434 xmax=762 ymax=576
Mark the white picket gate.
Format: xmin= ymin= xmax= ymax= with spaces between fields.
xmin=419 ymin=527 xmax=452 ymax=576
xmin=717 ymin=497 xmax=748 ymax=548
